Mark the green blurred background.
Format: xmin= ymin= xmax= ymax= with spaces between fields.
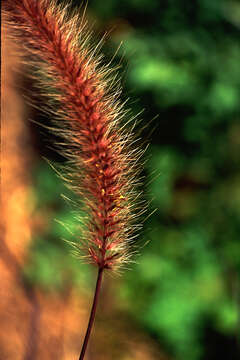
xmin=25 ymin=0 xmax=240 ymax=359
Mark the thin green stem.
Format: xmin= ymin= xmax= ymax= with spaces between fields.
xmin=79 ymin=267 xmax=104 ymax=360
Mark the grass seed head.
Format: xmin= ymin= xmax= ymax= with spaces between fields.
xmin=4 ymin=0 xmax=146 ymax=272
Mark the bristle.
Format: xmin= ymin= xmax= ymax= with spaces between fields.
xmin=3 ymin=0 xmax=145 ymax=272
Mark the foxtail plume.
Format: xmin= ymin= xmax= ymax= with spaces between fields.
xmin=3 ymin=0 xmax=145 ymax=272
xmin=3 ymin=0 xmax=147 ymax=358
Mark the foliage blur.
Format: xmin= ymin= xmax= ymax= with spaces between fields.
xmin=7 ymin=0 xmax=240 ymax=359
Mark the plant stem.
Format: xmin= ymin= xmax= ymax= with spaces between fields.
xmin=79 ymin=267 xmax=104 ymax=360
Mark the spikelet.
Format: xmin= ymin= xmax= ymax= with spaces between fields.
xmin=3 ymin=0 xmax=145 ymax=272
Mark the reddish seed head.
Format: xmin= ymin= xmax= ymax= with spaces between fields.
xmin=4 ymin=0 xmax=144 ymax=272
